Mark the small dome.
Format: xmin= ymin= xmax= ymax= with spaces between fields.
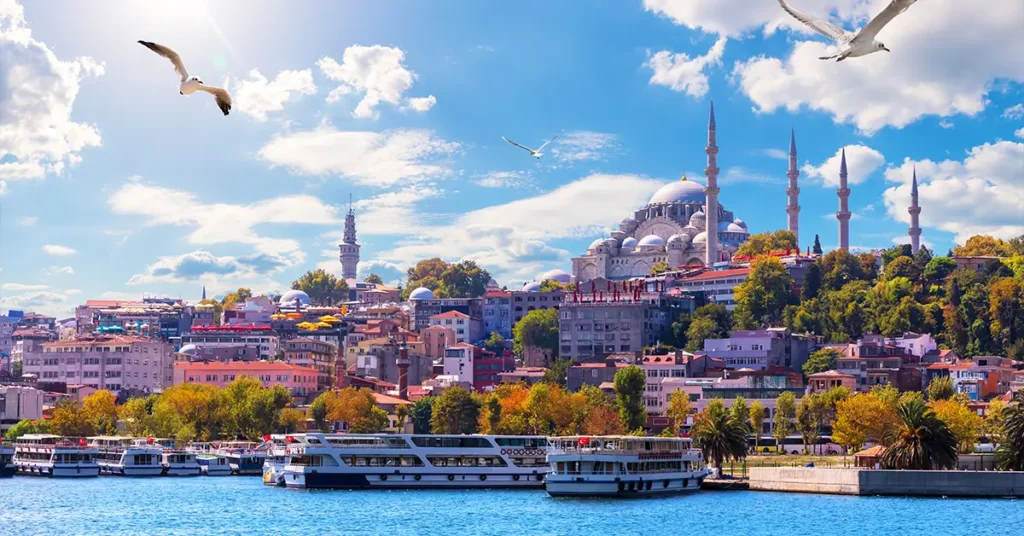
xmin=179 ymin=344 xmax=197 ymax=355
xmin=588 ymin=238 xmax=608 ymax=250
xmin=733 ymin=218 xmax=747 ymax=229
xmin=408 ymin=287 xmax=435 ymax=300
xmin=539 ymin=269 xmax=571 ymax=284
xmin=621 ymin=217 xmax=637 ymax=226
xmin=693 ymin=232 xmax=708 ymax=244
xmin=637 ymin=235 xmax=666 ymax=247
xmin=621 ymin=237 xmax=638 ymax=249
xmin=689 ymin=210 xmax=706 ymax=222
xmin=682 ymin=224 xmax=699 ymax=235
xmin=648 ymin=177 xmax=707 ymax=205
xmin=668 ymin=234 xmax=690 ymax=249
xmin=726 ymin=222 xmax=747 ymax=233
xmin=279 ymin=289 xmax=312 ymax=307
xmin=522 ymin=281 xmax=541 ymax=292
xmin=486 ymin=278 xmax=500 ymax=289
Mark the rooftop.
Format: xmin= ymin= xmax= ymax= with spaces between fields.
xmin=808 ymin=370 xmax=856 ymax=379
xmin=43 ymin=335 xmax=163 ymax=347
xmin=431 ymin=310 xmax=470 ymax=320
xmin=680 ymin=268 xmax=750 ymax=282
xmin=174 ymin=361 xmax=318 ymax=372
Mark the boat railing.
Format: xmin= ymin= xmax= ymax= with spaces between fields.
xmin=550 ymin=447 xmax=687 ymax=457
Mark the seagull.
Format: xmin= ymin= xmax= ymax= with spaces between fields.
xmin=777 ymin=0 xmax=918 ymax=62
xmin=501 ymin=130 xmax=563 ymax=159
xmin=138 ymin=40 xmax=232 ymax=115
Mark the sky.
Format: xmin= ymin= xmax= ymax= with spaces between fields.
xmin=1 ymin=0 xmax=1022 ymax=318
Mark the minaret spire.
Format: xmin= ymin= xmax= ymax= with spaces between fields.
xmin=201 ymin=285 xmax=206 ymax=301
xmin=786 ymin=127 xmax=800 ymax=247
xmin=908 ymin=166 xmax=922 ymax=254
xmin=339 ymin=194 xmax=361 ymax=280
xmin=704 ymin=101 xmax=720 ymax=266
xmin=837 ymin=148 xmax=851 ymax=251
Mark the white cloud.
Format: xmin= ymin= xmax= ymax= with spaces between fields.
xmin=1015 ymin=127 xmax=1024 ymax=139
xmin=229 ymin=68 xmax=316 ymax=121
xmin=1 ymin=282 xmax=47 ymax=291
xmin=802 ymin=144 xmax=885 ymax=186
xmin=107 ymin=178 xmax=340 ymax=256
xmin=0 ymin=0 xmax=103 ymax=189
xmin=42 ymin=244 xmax=76 ymax=256
xmin=1004 ymin=104 xmax=1024 ymax=120
xmin=643 ymin=0 xmax=788 ymax=38
xmin=550 ymin=131 xmax=620 ymax=163
xmin=720 ymin=167 xmax=786 ymax=185
xmin=645 ymin=38 xmax=726 ymax=98
xmin=474 ymin=171 xmax=533 ymax=189
xmin=348 ymin=185 xmax=443 ymax=236
xmin=0 ymin=290 xmax=71 ymax=316
xmin=882 ymin=140 xmax=1024 ymax=243
xmin=317 ymin=45 xmax=435 ymax=118
xmin=759 ymin=148 xmax=789 ymax=160
xmin=16 ymin=215 xmax=37 ymax=226
xmin=938 ymin=119 xmax=954 ymax=129
xmin=729 ymin=0 xmax=1024 ymax=134
xmin=127 ymin=250 xmax=298 ymax=286
xmin=258 ymin=125 xmax=459 ymax=188
xmin=46 ymin=265 xmax=74 ymax=275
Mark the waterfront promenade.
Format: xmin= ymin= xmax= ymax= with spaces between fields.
xmin=749 ymin=467 xmax=1024 ymax=497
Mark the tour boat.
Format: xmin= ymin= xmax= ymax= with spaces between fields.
xmin=280 ymin=433 xmax=549 ymax=489
xmin=263 ymin=435 xmax=288 ymax=486
xmin=13 ymin=434 xmax=100 ymax=478
xmin=89 ymin=436 xmax=164 ymax=477
xmin=195 ymin=453 xmax=233 ymax=476
xmin=545 ymin=436 xmax=710 ymax=497
xmin=216 ymin=441 xmax=268 ymax=475
xmin=1 ymin=442 xmax=14 ymax=478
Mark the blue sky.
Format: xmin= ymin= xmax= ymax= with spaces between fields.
xmin=1 ymin=0 xmax=1022 ymax=317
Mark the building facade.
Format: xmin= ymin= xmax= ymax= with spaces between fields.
xmin=0 ymin=385 xmax=44 ymax=434
xmin=283 ymin=337 xmax=337 ymax=391
xmin=703 ymin=329 xmax=813 ymax=371
xmin=174 ymin=361 xmax=319 ymax=397
xmin=482 ymin=290 xmax=512 ymax=339
xmin=22 ymin=335 xmax=175 ymax=394
xmin=180 ymin=325 xmax=279 ymax=360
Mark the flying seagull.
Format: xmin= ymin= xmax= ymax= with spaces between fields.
xmin=502 ymin=130 xmax=563 ymax=159
xmin=777 ymin=0 xmax=918 ymax=62
xmin=138 ymin=40 xmax=232 ymax=115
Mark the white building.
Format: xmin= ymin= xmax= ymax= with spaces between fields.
xmin=22 ymin=335 xmax=175 ymax=394
xmin=888 ymin=332 xmax=937 ymax=358
xmin=674 ymin=268 xmax=750 ymax=310
xmin=442 ymin=344 xmax=476 ymax=385
xmin=0 ymin=385 xmax=44 ymax=433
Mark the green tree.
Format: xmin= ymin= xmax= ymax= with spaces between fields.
xmin=649 ymin=261 xmax=671 ymax=276
xmin=989 ymin=278 xmax=1024 ymax=356
xmin=613 ymin=365 xmax=647 ymax=433
xmin=222 ymin=377 xmax=292 ymax=440
xmin=995 ymin=392 xmax=1024 ymax=471
xmin=882 ymin=244 xmax=913 ymax=266
xmin=749 ymin=401 xmax=767 ymax=454
xmin=439 ymin=260 xmax=492 ymax=298
xmin=512 ymin=308 xmax=559 ymax=358
xmin=483 ymin=332 xmax=506 ymax=353
xmin=403 ymin=258 xmax=450 ymax=299
xmin=812 ymin=234 xmax=823 ymax=255
xmin=310 ymin=392 xmax=330 ymax=432
xmin=881 ymin=397 xmax=958 ymax=470
xmin=883 ymin=256 xmax=921 ymax=282
xmin=735 ymin=230 xmax=798 ymax=257
xmin=802 ymin=348 xmax=840 ymax=376
xmin=539 ymin=280 xmax=569 ymax=292
xmin=730 ymin=396 xmax=751 ymax=435
xmin=796 ymin=394 xmax=823 ymax=454
xmin=926 ymin=376 xmax=955 ymax=401
xmin=410 ymin=397 xmax=435 ymax=434
xmin=801 ymin=262 xmax=823 ymax=301
xmin=3 ymin=419 xmax=52 ymax=440
xmin=430 ymin=387 xmax=481 ymax=434
xmin=666 ymin=390 xmax=692 ymax=436
xmin=913 ymin=246 xmax=933 ymax=270
xmin=364 ymin=273 xmax=384 ymax=285
xmin=118 ymin=396 xmax=156 ymax=437
xmin=820 ymin=250 xmax=871 ymax=291
xmin=541 ymin=358 xmax=572 ymax=388
xmin=291 ymin=269 xmax=349 ymax=305
xmin=953 ymin=235 xmax=1012 ymax=257
xmin=278 ymin=407 xmax=308 ymax=433
xmin=483 ymin=395 xmax=502 ymax=434
xmin=691 ymin=399 xmax=748 ymax=472
xmin=733 ymin=256 xmax=792 ymax=328
xmin=220 ymin=287 xmax=253 ymax=310
xmin=684 ymin=304 xmax=731 ymax=352
xmin=772 ymin=391 xmax=797 ymax=454
xmin=924 ymin=257 xmax=957 ymax=283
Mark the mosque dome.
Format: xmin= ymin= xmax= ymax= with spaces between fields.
xmin=689 ymin=210 xmax=706 ymax=224
xmin=620 ymin=236 xmax=638 ymax=249
xmin=682 ymin=224 xmax=699 ymax=235
xmin=733 ymin=218 xmax=747 ymax=229
xmin=667 ymin=234 xmax=689 ymax=249
xmin=589 ymin=238 xmax=608 ymax=250
xmin=725 ymin=222 xmax=747 ymax=233
xmin=408 ymin=287 xmax=436 ymax=300
xmin=648 ymin=176 xmax=706 ymax=205
xmin=637 ymin=235 xmax=666 ymax=247
xmin=179 ymin=344 xmax=198 ymax=355
xmin=522 ymin=281 xmax=542 ymax=292
xmin=621 ymin=217 xmax=637 ymax=226
xmin=486 ymin=278 xmax=500 ymax=289
xmin=693 ymin=232 xmax=708 ymax=244
xmin=539 ymin=269 xmax=571 ymax=284
xmin=279 ymin=289 xmax=312 ymax=307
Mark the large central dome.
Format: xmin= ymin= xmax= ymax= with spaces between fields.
xmin=648 ymin=177 xmax=706 ymax=205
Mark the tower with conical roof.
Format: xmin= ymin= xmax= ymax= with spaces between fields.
xmin=786 ymin=128 xmax=800 ymax=246
xmin=704 ymin=102 xmax=720 ymax=266
xmin=909 ymin=166 xmax=922 ymax=254
xmin=339 ymin=194 xmax=360 ymax=280
xmin=837 ymin=148 xmax=851 ymax=251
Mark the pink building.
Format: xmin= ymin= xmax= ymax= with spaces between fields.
xmin=174 ymin=361 xmax=320 ymax=396
xmin=422 ymin=325 xmax=456 ymax=361
xmin=807 ymin=370 xmax=857 ymax=393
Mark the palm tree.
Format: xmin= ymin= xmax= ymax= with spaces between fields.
xmin=995 ymin=392 xmax=1024 ymax=471
xmin=691 ymin=399 xmax=748 ymax=474
xmin=880 ymin=397 xmax=958 ymax=470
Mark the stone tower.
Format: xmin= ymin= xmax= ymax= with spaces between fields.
xmin=786 ymin=128 xmax=800 ymax=246
xmin=837 ymin=148 xmax=851 ymax=251
xmin=339 ymin=194 xmax=360 ymax=280
xmin=909 ymin=166 xmax=922 ymax=254
xmin=704 ymin=102 xmax=720 ymax=266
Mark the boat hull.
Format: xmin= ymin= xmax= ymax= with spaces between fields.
xmin=284 ymin=471 xmax=546 ymax=490
xmin=546 ymin=475 xmax=704 ymax=497
xmin=0 ymin=466 xmax=14 ymax=478
xmin=98 ymin=464 xmax=163 ymax=477
xmin=163 ymin=465 xmax=202 ymax=477
xmin=16 ymin=463 xmax=100 ymax=477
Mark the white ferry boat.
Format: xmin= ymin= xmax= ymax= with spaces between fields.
xmin=152 ymin=440 xmax=201 ymax=477
xmin=281 ymin=433 xmax=549 ymax=489
xmin=196 ymin=454 xmax=233 ymax=476
xmin=216 ymin=441 xmax=268 ymax=475
xmin=263 ymin=435 xmax=288 ymax=486
xmin=13 ymin=434 xmax=100 ymax=478
xmin=1 ymin=442 xmax=14 ymax=478
xmin=89 ymin=436 xmax=164 ymax=477
xmin=545 ymin=436 xmax=710 ymax=497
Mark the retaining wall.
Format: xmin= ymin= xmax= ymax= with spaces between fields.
xmin=749 ymin=467 xmax=1024 ymax=497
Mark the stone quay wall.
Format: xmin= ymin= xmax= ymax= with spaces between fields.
xmin=749 ymin=468 xmax=1024 ymax=497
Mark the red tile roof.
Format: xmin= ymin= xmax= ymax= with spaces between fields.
xmin=484 ymin=290 xmax=511 ymax=298
xmin=808 ymin=370 xmax=856 ymax=379
xmin=682 ymin=268 xmax=750 ymax=282
xmin=174 ymin=361 xmax=317 ymax=372
xmin=431 ymin=310 xmax=470 ymax=320
xmin=371 ymin=392 xmax=413 ymax=406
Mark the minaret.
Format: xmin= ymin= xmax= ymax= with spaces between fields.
xmin=397 ymin=338 xmax=410 ymax=401
xmin=837 ymin=148 xmax=851 ymax=251
xmin=339 ymin=194 xmax=361 ymax=280
xmin=201 ymin=286 xmax=206 ymax=301
xmin=908 ymin=166 xmax=922 ymax=254
xmin=786 ymin=128 xmax=800 ymax=246
xmin=704 ymin=102 xmax=720 ymax=266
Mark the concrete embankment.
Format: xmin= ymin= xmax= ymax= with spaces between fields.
xmin=749 ymin=468 xmax=1024 ymax=497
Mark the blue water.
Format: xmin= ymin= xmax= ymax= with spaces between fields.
xmin=1 ymin=477 xmax=1020 ymax=535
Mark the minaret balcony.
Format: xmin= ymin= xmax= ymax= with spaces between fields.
xmin=837 ymin=188 xmax=851 ymax=196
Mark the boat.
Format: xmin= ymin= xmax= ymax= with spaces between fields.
xmin=12 ymin=434 xmax=100 ymax=477
xmin=89 ymin=436 xmax=164 ymax=477
xmin=0 ymin=441 xmax=14 ymax=478
xmin=263 ymin=435 xmax=288 ymax=486
xmin=216 ymin=441 xmax=268 ymax=475
xmin=280 ymin=433 xmax=549 ymax=489
xmin=153 ymin=439 xmax=201 ymax=477
xmin=545 ymin=436 xmax=710 ymax=497
xmin=196 ymin=453 xmax=233 ymax=476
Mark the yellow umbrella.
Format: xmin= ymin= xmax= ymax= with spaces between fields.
xmin=315 ymin=322 xmax=332 ymax=328
xmin=318 ymin=316 xmax=341 ymax=323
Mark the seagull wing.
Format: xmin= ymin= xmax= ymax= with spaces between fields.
xmin=138 ymin=40 xmax=189 ymax=82
xmin=502 ymin=136 xmax=536 ymax=153
xmin=852 ymin=0 xmax=918 ymax=44
xmin=778 ymin=0 xmax=854 ymax=44
xmin=535 ymin=129 xmax=564 ymax=152
xmin=197 ymin=85 xmax=232 ymax=116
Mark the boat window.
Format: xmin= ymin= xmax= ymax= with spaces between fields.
xmin=411 ymin=436 xmax=492 ymax=449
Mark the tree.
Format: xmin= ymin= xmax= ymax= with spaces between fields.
xmin=730 ymin=396 xmax=751 ymax=435
xmin=403 ymin=258 xmax=450 ymax=299
xmin=292 ymin=269 xmax=349 ymax=305
xmin=773 ymin=391 xmax=796 ymax=453
xmin=666 ymin=390 xmax=692 ymax=436
xmin=735 ymin=230 xmax=798 ymax=257
xmin=439 ymin=260 xmax=491 ymax=298
xmin=541 ymin=358 xmax=571 ymax=388
xmin=614 ymin=366 xmax=647 ymax=433
xmin=995 ymin=392 xmax=1024 ymax=471
xmin=802 ymin=348 xmax=839 ymax=376
xmin=832 ymin=394 xmax=884 ymax=453
xmin=985 ymin=399 xmax=1006 ymax=445
xmin=649 ymin=261 xmax=671 ymax=276
xmin=321 ymin=387 xmax=388 ymax=434
xmin=221 ymin=287 xmax=253 ymax=310
xmin=931 ymin=399 xmax=984 ymax=454
xmin=913 ymin=246 xmax=933 ymax=271
xmin=394 ymin=404 xmax=409 ymax=432
xmin=410 ymin=397 xmax=435 ymax=434
xmin=81 ymin=390 xmax=118 ymax=436
xmin=310 ymin=392 xmax=330 ymax=432
xmin=3 ymin=419 xmax=52 ymax=440
xmin=118 ymin=396 xmax=155 ymax=437
xmin=583 ymin=405 xmax=624 ymax=435
xmin=953 ymin=235 xmax=1011 ymax=257
xmin=364 ymin=273 xmax=384 ymax=285
xmin=223 ymin=377 xmax=292 ymax=440
xmin=691 ymin=399 xmax=748 ymax=473
xmin=684 ymin=304 xmax=731 ymax=352
xmin=431 ymin=387 xmax=480 ymax=434
xmin=278 ymin=407 xmax=308 ymax=433
xmin=796 ymin=394 xmax=823 ymax=454
xmin=882 ymin=244 xmax=913 ymax=266
xmin=801 ymin=262 xmax=823 ymax=301
xmin=539 ymin=279 xmax=569 ymax=292
xmin=923 ymin=257 xmax=957 ymax=283
xmin=732 ymin=256 xmax=792 ymax=328
xmin=197 ymin=299 xmax=224 ymax=326
xmin=749 ymin=401 xmax=767 ymax=453
xmin=989 ymin=278 xmax=1024 ymax=356
xmin=52 ymin=399 xmax=90 ymax=437
xmin=926 ymin=376 xmax=955 ymax=401
xmin=820 ymin=250 xmax=871 ymax=291
xmin=883 ymin=256 xmax=920 ymax=282
xmin=481 ymin=395 xmax=502 ymax=434
xmin=812 ymin=234 xmax=823 ymax=255
xmin=513 ymin=308 xmax=559 ymax=359
xmin=880 ymin=397 xmax=958 ymax=470
xmin=483 ymin=332 xmax=506 ymax=353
